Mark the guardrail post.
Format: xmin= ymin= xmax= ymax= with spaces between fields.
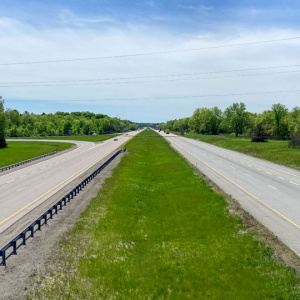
xmin=37 ymin=219 xmax=41 ymax=230
xmin=1 ymin=250 xmax=6 ymax=266
xmin=22 ymin=232 xmax=26 ymax=245
xmin=12 ymin=240 xmax=17 ymax=254
xmin=30 ymin=225 xmax=34 ymax=237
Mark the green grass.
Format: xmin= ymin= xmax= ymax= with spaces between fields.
xmin=0 ymin=141 xmax=73 ymax=168
xmin=28 ymin=129 xmax=300 ymax=299
xmin=182 ymin=132 xmax=300 ymax=170
xmin=10 ymin=135 xmax=116 ymax=142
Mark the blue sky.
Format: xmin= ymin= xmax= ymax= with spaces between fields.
xmin=1 ymin=1 xmax=300 ymax=122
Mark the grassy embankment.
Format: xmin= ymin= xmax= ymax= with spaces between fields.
xmin=28 ymin=129 xmax=300 ymax=299
xmin=9 ymin=135 xmax=114 ymax=143
xmin=0 ymin=141 xmax=73 ymax=168
xmin=180 ymin=132 xmax=300 ymax=170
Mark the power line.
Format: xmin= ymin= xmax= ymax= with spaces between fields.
xmin=1 ymin=63 xmax=300 ymax=86
xmin=1 ymin=36 xmax=300 ymax=66
xmin=1 ymin=69 xmax=300 ymax=88
xmin=6 ymin=88 xmax=300 ymax=102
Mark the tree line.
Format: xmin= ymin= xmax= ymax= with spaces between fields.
xmin=157 ymin=102 xmax=300 ymax=144
xmin=0 ymin=99 xmax=139 ymax=148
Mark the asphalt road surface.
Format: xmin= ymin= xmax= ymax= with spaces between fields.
xmin=0 ymin=133 xmax=139 ymax=234
xmin=159 ymin=131 xmax=300 ymax=257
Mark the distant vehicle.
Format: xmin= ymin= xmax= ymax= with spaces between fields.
xmin=165 ymin=129 xmax=170 ymax=134
xmin=114 ymin=138 xmax=118 ymax=141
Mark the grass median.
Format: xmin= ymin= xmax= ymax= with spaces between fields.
xmin=28 ymin=129 xmax=300 ymax=299
xmin=181 ymin=132 xmax=300 ymax=170
xmin=0 ymin=141 xmax=73 ymax=168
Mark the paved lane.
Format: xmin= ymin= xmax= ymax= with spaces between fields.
xmin=159 ymin=131 xmax=300 ymax=256
xmin=0 ymin=133 xmax=138 ymax=233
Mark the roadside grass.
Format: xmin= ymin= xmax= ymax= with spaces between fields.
xmin=10 ymin=135 xmax=116 ymax=142
xmin=28 ymin=129 xmax=300 ymax=299
xmin=0 ymin=141 xmax=73 ymax=168
xmin=182 ymin=132 xmax=300 ymax=170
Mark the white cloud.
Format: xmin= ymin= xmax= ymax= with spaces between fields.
xmin=144 ymin=1 xmax=158 ymax=9
xmin=59 ymin=9 xmax=115 ymax=27
xmin=177 ymin=4 xmax=214 ymax=13
xmin=1 ymin=16 xmax=300 ymax=122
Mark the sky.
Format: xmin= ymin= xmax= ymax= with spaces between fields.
xmin=1 ymin=1 xmax=300 ymax=123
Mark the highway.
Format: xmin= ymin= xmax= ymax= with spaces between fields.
xmin=0 ymin=133 xmax=138 ymax=234
xmin=159 ymin=131 xmax=300 ymax=256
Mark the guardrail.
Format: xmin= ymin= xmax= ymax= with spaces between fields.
xmin=0 ymin=150 xmax=57 ymax=173
xmin=0 ymin=148 xmax=126 ymax=266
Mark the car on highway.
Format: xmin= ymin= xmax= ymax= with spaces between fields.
xmin=114 ymin=138 xmax=118 ymax=141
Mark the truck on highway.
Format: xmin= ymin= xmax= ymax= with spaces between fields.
xmin=165 ymin=129 xmax=170 ymax=134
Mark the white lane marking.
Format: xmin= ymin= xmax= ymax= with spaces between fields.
xmin=256 ymin=168 xmax=261 ymax=170
xmin=7 ymin=179 xmax=15 ymax=183
xmin=268 ymin=185 xmax=277 ymax=190
xmin=244 ymin=173 xmax=251 ymax=177
xmin=31 ymin=170 xmax=37 ymax=174
xmin=230 ymin=166 xmax=236 ymax=169
xmin=266 ymin=172 xmax=272 ymax=175
xmin=20 ymin=175 xmax=26 ymax=178
xmin=40 ymin=167 xmax=46 ymax=170
xmin=247 ymin=164 xmax=252 ymax=167
xmin=277 ymin=176 xmax=284 ymax=180
xmin=290 ymin=181 xmax=299 ymax=186
xmin=17 ymin=187 xmax=25 ymax=192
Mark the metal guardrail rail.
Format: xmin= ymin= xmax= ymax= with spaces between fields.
xmin=0 ymin=150 xmax=57 ymax=173
xmin=0 ymin=148 xmax=126 ymax=266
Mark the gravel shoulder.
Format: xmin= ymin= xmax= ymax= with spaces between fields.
xmin=0 ymin=150 xmax=126 ymax=300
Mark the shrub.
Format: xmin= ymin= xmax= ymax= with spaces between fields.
xmin=0 ymin=138 xmax=7 ymax=148
xmin=289 ymin=133 xmax=300 ymax=149
xmin=251 ymin=135 xmax=267 ymax=142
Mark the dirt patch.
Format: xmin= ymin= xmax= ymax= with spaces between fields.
xmin=0 ymin=151 xmax=126 ymax=300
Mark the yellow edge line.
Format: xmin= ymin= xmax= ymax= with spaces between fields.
xmin=0 ymin=147 xmax=117 ymax=226
xmin=172 ymin=140 xmax=300 ymax=230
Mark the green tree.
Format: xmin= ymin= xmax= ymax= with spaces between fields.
xmin=0 ymin=97 xmax=7 ymax=148
xmin=250 ymin=114 xmax=269 ymax=142
xmin=271 ymin=103 xmax=288 ymax=137
xmin=224 ymin=102 xmax=248 ymax=137
xmin=287 ymin=106 xmax=300 ymax=135
xmin=63 ymin=120 xmax=73 ymax=135
xmin=189 ymin=108 xmax=201 ymax=133
xmin=198 ymin=107 xmax=222 ymax=134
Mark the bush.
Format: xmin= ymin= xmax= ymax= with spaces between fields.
xmin=0 ymin=138 xmax=7 ymax=148
xmin=289 ymin=133 xmax=300 ymax=149
xmin=250 ymin=122 xmax=267 ymax=143
xmin=251 ymin=135 xmax=267 ymax=142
